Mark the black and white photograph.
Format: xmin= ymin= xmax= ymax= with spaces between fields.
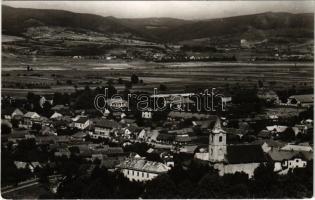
xmin=1 ymin=0 xmax=314 ymax=199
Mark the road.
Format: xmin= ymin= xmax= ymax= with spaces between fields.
xmin=1 ymin=175 xmax=63 ymax=195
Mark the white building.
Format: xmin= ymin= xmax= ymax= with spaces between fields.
xmin=208 ymin=118 xmax=267 ymax=178
xmin=23 ymin=112 xmax=41 ymax=128
xmin=106 ymin=98 xmax=128 ymax=110
xmin=142 ymin=110 xmax=152 ymax=119
xmin=116 ymin=158 xmax=170 ymax=182
xmin=50 ymin=112 xmax=63 ymax=120
xmin=73 ymin=117 xmax=91 ymax=130
xmin=92 ymin=119 xmax=120 ymax=138
xmin=268 ymin=149 xmax=311 ymax=175
xmin=286 ymin=94 xmax=313 ymax=108
xmin=281 ymin=143 xmax=313 ymax=152
xmin=2 ymin=107 xmax=23 ymax=120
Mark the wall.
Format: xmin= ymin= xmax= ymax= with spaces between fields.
xmin=215 ymin=163 xmax=261 ymax=178
xmin=121 ymin=169 xmax=158 ymax=182
xmin=95 ymin=127 xmax=111 ymax=137
xmin=194 ymin=152 xmax=209 ymax=161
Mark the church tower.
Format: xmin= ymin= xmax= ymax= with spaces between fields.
xmin=209 ymin=118 xmax=227 ymax=163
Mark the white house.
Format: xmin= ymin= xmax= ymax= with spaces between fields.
xmin=73 ymin=117 xmax=91 ymax=130
xmin=93 ymin=119 xmax=120 ymax=138
xmin=266 ymin=125 xmax=288 ymax=133
xmin=268 ymin=149 xmax=310 ymax=175
xmin=286 ymin=94 xmax=313 ymax=108
xmin=116 ymin=158 xmax=170 ymax=182
xmin=281 ymin=144 xmax=313 ymax=152
xmin=2 ymin=107 xmax=23 ymax=120
xmin=106 ymin=98 xmax=128 ymax=110
xmin=50 ymin=112 xmax=63 ymax=120
xmin=23 ymin=112 xmax=41 ymax=128
xmin=142 ymin=110 xmax=152 ymax=119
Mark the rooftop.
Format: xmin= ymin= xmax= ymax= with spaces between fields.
xmin=116 ymin=158 xmax=170 ymax=174
xmin=95 ymin=119 xmax=120 ymax=129
xmin=226 ymin=144 xmax=268 ymax=164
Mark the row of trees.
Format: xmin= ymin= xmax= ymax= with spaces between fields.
xmin=55 ymin=159 xmax=313 ymax=199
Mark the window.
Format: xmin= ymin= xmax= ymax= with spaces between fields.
xmin=142 ymin=172 xmax=144 ymax=177
xmin=127 ymin=170 xmax=129 ymax=175
xmin=137 ymin=171 xmax=139 ymax=176
xmin=296 ymin=160 xmax=299 ymax=163
xmin=219 ymin=136 xmax=223 ymax=142
xmin=132 ymin=171 xmax=134 ymax=175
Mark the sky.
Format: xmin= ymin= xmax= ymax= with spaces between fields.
xmin=3 ymin=1 xmax=314 ymax=20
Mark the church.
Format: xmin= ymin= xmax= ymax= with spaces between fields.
xmin=196 ymin=118 xmax=268 ymax=178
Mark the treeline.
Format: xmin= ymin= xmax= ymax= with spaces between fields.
xmin=55 ymin=160 xmax=313 ymax=199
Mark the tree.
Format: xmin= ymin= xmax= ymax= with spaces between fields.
xmin=142 ymin=174 xmax=178 ymax=198
xmin=159 ymin=84 xmax=167 ymax=91
xmin=131 ymin=74 xmax=139 ymax=84
xmin=118 ymin=78 xmax=123 ymax=84
xmin=258 ymin=80 xmax=264 ymax=88
xmin=279 ymin=128 xmax=296 ymax=141
xmin=1 ymin=123 xmax=11 ymax=134
xmin=125 ymin=82 xmax=132 ymax=90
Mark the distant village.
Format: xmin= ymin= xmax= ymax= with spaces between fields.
xmin=1 ymin=78 xmax=313 ymax=197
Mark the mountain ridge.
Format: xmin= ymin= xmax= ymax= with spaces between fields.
xmin=2 ymin=5 xmax=314 ymax=42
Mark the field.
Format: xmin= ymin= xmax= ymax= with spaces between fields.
xmin=2 ymin=55 xmax=314 ymax=97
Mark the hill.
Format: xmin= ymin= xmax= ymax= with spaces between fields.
xmin=2 ymin=5 xmax=314 ymax=43
xmin=162 ymin=12 xmax=314 ymax=42
xmin=2 ymin=5 xmax=148 ymax=39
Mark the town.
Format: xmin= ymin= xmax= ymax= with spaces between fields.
xmin=1 ymin=1 xmax=314 ymax=199
xmin=1 ymin=76 xmax=313 ymax=198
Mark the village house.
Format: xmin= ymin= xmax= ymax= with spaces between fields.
xmin=106 ymin=98 xmax=128 ymax=110
xmin=268 ymin=148 xmax=312 ymax=175
xmin=22 ymin=112 xmax=41 ymax=128
xmin=73 ymin=116 xmax=91 ymax=130
xmin=168 ymin=111 xmax=217 ymax=121
xmin=50 ymin=112 xmax=63 ymax=120
xmin=280 ymin=143 xmax=313 ymax=152
xmin=292 ymin=124 xmax=309 ymax=136
xmin=266 ymin=125 xmax=288 ymax=135
xmin=142 ymin=109 xmax=153 ymax=119
xmin=257 ymin=89 xmax=280 ymax=104
xmin=2 ymin=107 xmax=24 ymax=120
xmin=286 ymin=94 xmax=313 ymax=108
xmin=54 ymin=147 xmax=71 ymax=158
xmin=116 ymin=158 xmax=170 ymax=182
xmin=14 ymin=161 xmax=42 ymax=173
xmin=92 ymin=118 xmax=120 ymax=138
xmin=40 ymin=126 xmax=57 ymax=136
xmin=251 ymin=139 xmax=286 ymax=153
xmin=39 ymin=96 xmax=53 ymax=108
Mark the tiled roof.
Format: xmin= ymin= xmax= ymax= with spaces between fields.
xmin=51 ymin=105 xmax=69 ymax=110
xmin=251 ymin=139 xmax=285 ymax=148
xmin=2 ymin=107 xmax=23 ymax=116
xmin=168 ymin=111 xmax=217 ymax=120
xmin=268 ymin=149 xmax=312 ymax=161
xmin=76 ymin=117 xmax=89 ymax=124
xmin=289 ymin=94 xmax=313 ymax=103
xmin=175 ymin=135 xmax=191 ymax=142
xmin=281 ymin=144 xmax=313 ymax=152
xmin=95 ymin=119 xmax=120 ymax=129
xmin=226 ymin=144 xmax=267 ymax=164
xmin=116 ymin=158 xmax=170 ymax=174
xmin=24 ymin=112 xmax=40 ymax=118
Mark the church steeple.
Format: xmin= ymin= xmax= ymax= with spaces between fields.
xmin=212 ymin=117 xmax=226 ymax=134
xmin=209 ymin=117 xmax=227 ymax=163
